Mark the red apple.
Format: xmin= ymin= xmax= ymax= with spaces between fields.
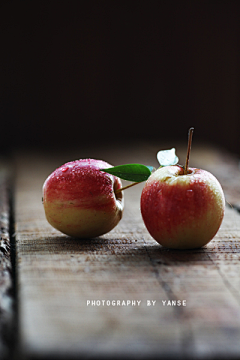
xmin=42 ymin=159 xmax=124 ymax=238
xmin=140 ymin=165 xmax=225 ymax=249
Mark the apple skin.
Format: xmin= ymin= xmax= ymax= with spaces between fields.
xmin=140 ymin=166 xmax=225 ymax=249
xmin=42 ymin=159 xmax=124 ymax=238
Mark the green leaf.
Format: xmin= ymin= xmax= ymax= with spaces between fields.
xmin=157 ymin=148 xmax=179 ymax=166
xmin=100 ymin=164 xmax=154 ymax=182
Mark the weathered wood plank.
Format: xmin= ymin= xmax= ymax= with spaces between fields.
xmin=15 ymin=144 xmax=240 ymax=359
xmin=0 ymin=165 xmax=14 ymax=360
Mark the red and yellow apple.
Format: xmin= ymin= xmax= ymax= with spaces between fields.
xmin=42 ymin=159 xmax=124 ymax=238
xmin=140 ymin=165 xmax=225 ymax=249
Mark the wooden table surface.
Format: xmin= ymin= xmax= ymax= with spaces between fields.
xmin=0 ymin=141 xmax=240 ymax=359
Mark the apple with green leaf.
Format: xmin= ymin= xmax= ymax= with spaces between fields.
xmin=42 ymin=159 xmax=124 ymax=238
xmin=103 ymin=128 xmax=225 ymax=249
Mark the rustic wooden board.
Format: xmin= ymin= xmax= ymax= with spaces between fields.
xmin=15 ymin=143 xmax=240 ymax=359
xmin=0 ymin=164 xmax=14 ymax=360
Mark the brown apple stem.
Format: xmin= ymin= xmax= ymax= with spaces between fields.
xmin=115 ymin=181 xmax=141 ymax=194
xmin=184 ymin=127 xmax=194 ymax=175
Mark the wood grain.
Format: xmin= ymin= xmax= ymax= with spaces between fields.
xmin=0 ymin=165 xmax=13 ymax=360
xmin=14 ymin=144 xmax=240 ymax=359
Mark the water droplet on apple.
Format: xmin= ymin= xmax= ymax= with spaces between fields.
xmin=186 ymin=189 xmax=193 ymax=198
xmin=61 ymin=166 xmax=69 ymax=172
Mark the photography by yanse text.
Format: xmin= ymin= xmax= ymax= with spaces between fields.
xmin=86 ymin=299 xmax=187 ymax=307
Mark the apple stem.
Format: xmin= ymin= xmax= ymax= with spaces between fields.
xmin=184 ymin=127 xmax=194 ymax=175
xmin=115 ymin=181 xmax=141 ymax=194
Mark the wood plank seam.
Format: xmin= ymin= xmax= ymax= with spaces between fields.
xmin=143 ymin=238 xmax=181 ymax=310
xmin=143 ymin=237 xmax=196 ymax=352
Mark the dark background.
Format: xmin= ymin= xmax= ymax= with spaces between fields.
xmin=1 ymin=1 xmax=240 ymax=155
